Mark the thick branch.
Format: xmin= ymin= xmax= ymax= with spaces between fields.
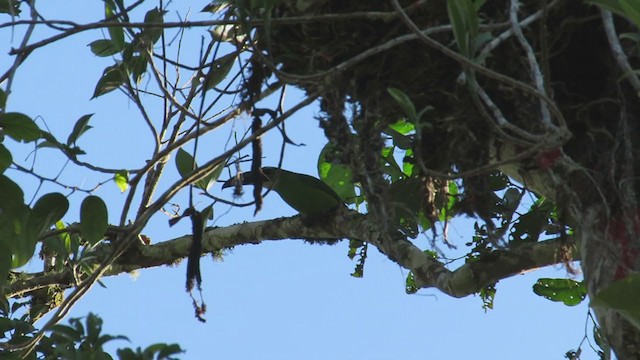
xmin=6 ymin=211 xmax=578 ymax=299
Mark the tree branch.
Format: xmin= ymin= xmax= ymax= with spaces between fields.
xmin=6 ymin=211 xmax=579 ymax=299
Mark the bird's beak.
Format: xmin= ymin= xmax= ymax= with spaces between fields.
xmin=222 ymin=173 xmax=245 ymax=189
xmin=221 ymin=170 xmax=271 ymax=189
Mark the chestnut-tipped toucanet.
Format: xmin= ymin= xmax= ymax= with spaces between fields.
xmin=223 ymin=167 xmax=344 ymax=216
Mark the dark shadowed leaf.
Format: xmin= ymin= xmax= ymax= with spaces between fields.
xmin=202 ymin=52 xmax=237 ymax=91
xmin=92 ymin=65 xmax=125 ymax=99
xmin=67 ymin=114 xmax=94 ymax=145
xmin=533 ymin=278 xmax=586 ymax=306
xmin=0 ymin=174 xmax=24 ymax=213
xmin=139 ymin=7 xmax=166 ymax=46
xmin=200 ymin=161 xmax=225 ymax=191
xmin=126 ymin=55 xmax=148 ymax=84
xmin=104 ymin=1 xmax=125 ymax=50
xmin=0 ymin=244 xmax=10 ymax=288
xmin=592 ymin=273 xmax=640 ymax=330
xmin=88 ymin=39 xmax=121 ymax=57
xmin=201 ymin=0 xmax=230 ymax=13
xmin=0 ymin=112 xmax=41 ymax=142
xmin=0 ymin=144 xmax=11 ymax=173
xmin=29 ymin=192 xmax=69 ymax=236
xmin=387 ymin=88 xmax=417 ymax=121
xmin=175 ymin=148 xmax=195 ymax=178
xmin=0 ymin=0 xmax=20 ymax=15
xmin=80 ymin=195 xmax=108 ymax=245
xmin=0 ymin=87 xmax=6 ymax=109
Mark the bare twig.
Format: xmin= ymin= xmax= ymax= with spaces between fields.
xmin=390 ymin=0 xmax=568 ymax=135
xmin=509 ymin=0 xmax=553 ymax=127
xmin=600 ymin=9 xmax=640 ymax=97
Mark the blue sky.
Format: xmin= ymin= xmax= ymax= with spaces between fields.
xmin=1 ymin=1 xmax=600 ymax=359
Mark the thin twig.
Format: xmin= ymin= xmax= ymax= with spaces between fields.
xmin=600 ymin=9 xmax=640 ymax=97
xmin=509 ymin=0 xmax=552 ymax=127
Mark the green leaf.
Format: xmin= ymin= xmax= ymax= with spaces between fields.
xmin=384 ymin=127 xmax=413 ymax=150
xmin=202 ymin=1 xmax=230 ymax=13
xmin=114 ymin=170 xmax=128 ymax=192
xmin=210 ymin=24 xmax=245 ymax=43
xmin=0 ymin=242 xmax=10 ymax=289
xmin=502 ymin=187 xmax=521 ymax=213
xmin=80 ymin=196 xmax=108 ymax=245
xmin=405 ymin=272 xmax=418 ymax=294
xmin=92 ymin=65 xmax=125 ymax=99
xmin=592 ymin=273 xmax=640 ymax=330
xmin=139 ymin=7 xmax=166 ymax=46
xmin=53 ymin=219 xmax=72 ymax=254
xmin=175 ymin=148 xmax=195 ymax=178
xmin=0 ymin=174 xmax=24 ymax=213
xmin=67 ymin=114 xmax=93 ymax=145
xmin=199 ymin=161 xmax=225 ymax=192
xmin=88 ymin=39 xmax=121 ymax=57
xmin=389 ymin=177 xmax=423 ymax=237
xmin=202 ymin=53 xmax=237 ymax=91
xmin=620 ymin=0 xmax=640 ymax=28
xmin=29 ymin=192 xmax=69 ymax=237
xmin=533 ymin=278 xmax=586 ymax=306
xmin=175 ymin=149 xmax=225 ymax=191
xmin=51 ymin=324 xmax=82 ymax=342
xmin=447 ymin=0 xmax=478 ymax=57
xmin=387 ymin=88 xmax=417 ymax=121
xmin=0 ymin=0 xmax=20 ymax=15
xmin=317 ymin=143 xmax=357 ymax=203
xmin=105 ymin=1 xmax=125 ymax=50
xmin=587 ymin=0 xmax=628 ymax=18
xmin=126 ymin=55 xmax=148 ymax=84
xmin=448 ymin=0 xmax=469 ymax=56
xmin=0 ymin=144 xmax=11 ymax=173
xmin=389 ymin=119 xmax=415 ymax=135
xmin=0 ymin=87 xmax=6 ymax=110
xmin=0 ymin=112 xmax=41 ymax=142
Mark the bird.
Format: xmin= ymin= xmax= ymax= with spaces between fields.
xmin=222 ymin=167 xmax=344 ymax=216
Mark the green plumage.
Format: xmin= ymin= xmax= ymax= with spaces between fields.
xmin=223 ymin=167 xmax=343 ymax=216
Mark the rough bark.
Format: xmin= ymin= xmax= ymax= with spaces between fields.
xmin=7 ymin=211 xmax=576 ymax=300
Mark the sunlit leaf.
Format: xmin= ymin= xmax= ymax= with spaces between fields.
xmin=405 ymin=272 xmax=418 ymax=294
xmin=318 ymin=143 xmax=356 ymax=203
xmin=533 ymin=278 xmax=586 ymax=306
xmin=80 ymin=195 xmax=108 ymax=245
xmin=114 ymin=170 xmax=128 ymax=192
xmin=389 ymin=119 xmax=415 ymax=135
